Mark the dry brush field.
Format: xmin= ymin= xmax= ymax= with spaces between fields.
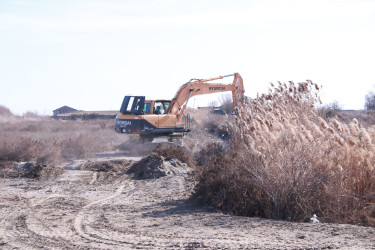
xmin=0 ymin=82 xmax=375 ymax=249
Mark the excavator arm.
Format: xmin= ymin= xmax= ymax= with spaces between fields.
xmin=166 ymin=73 xmax=245 ymax=123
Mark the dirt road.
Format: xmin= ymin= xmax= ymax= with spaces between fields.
xmin=0 ymin=157 xmax=374 ymax=249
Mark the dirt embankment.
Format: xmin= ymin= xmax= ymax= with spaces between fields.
xmin=0 ymin=156 xmax=374 ymax=249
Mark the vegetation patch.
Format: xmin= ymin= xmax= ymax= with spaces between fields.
xmin=0 ymin=114 xmax=126 ymax=165
xmin=193 ymin=81 xmax=375 ymax=225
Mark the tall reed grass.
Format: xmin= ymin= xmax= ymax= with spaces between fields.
xmin=194 ymin=81 xmax=375 ymax=225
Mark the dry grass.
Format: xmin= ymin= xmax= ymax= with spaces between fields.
xmin=193 ymin=81 xmax=375 ymax=225
xmin=0 ymin=112 xmax=126 ymax=165
xmin=333 ymin=110 xmax=375 ymax=127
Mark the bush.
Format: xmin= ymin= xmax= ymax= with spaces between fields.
xmin=0 ymin=115 xmax=125 ymax=164
xmin=193 ymin=81 xmax=375 ymax=224
xmin=319 ymin=100 xmax=342 ymax=118
xmin=0 ymin=105 xmax=13 ymax=116
xmin=219 ymin=93 xmax=234 ymax=114
xmin=195 ymin=143 xmax=226 ymax=167
xmin=0 ymin=137 xmax=40 ymax=162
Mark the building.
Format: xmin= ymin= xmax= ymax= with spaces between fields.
xmin=53 ymin=106 xmax=78 ymax=116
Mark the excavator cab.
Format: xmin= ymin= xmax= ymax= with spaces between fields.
xmin=115 ymin=96 xmax=186 ymax=137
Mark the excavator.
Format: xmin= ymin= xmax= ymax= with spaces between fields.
xmin=115 ymin=72 xmax=245 ymax=141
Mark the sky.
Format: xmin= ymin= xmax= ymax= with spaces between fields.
xmin=0 ymin=0 xmax=374 ymax=115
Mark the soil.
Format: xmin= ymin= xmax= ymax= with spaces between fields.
xmin=128 ymin=155 xmax=191 ymax=180
xmin=2 ymin=162 xmax=64 ymax=180
xmin=0 ymin=155 xmax=374 ymax=249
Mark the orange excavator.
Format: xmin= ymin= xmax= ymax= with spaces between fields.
xmin=115 ymin=73 xmax=245 ymax=141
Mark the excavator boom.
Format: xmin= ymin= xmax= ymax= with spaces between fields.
xmin=167 ymin=73 xmax=245 ymax=123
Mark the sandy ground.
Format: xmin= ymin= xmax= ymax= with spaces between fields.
xmin=0 ymin=154 xmax=374 ymax=249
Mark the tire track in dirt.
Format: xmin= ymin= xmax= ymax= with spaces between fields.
xmin=0 ymin=201 xmax=77 ymax=249
xmin=13 ymin=215 xmax=79 ymax=249
xmin=89 ymin=171 xmax=98 ymax=185
xmin=0 ymin=187 xmax=35 ymax=249
xmin=0 ymin=209 xmax=14 ymax=248
xmin=73 ymin=181 xmax=137 ymax=247
xmin=85 ymin=176 xmax=208 ymax=249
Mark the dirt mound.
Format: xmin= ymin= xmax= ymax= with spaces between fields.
xmin=128 ymin=155 xmax=191 ymax=179
xmin=2 ymin=162 xmax=64 ymax=179
xmin=152 ymin=143 xmax=195 ymax=168
xmin=81 ymin=159 xmax=131 ymax=172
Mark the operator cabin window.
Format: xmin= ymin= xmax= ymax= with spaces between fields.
xmin=163 ymin=101 xmax=170 ymax=111
xmin=154 ymin=101 xmax=171 ymax=114
xmin=154 ymin=102 xmax=164 ymax=114
xmin=126 ymin=97 xmax=135 ymax=112
xmin=144 ymin=103 xmax=151 ymax=113
xmin=133 ymin=98 xmax=142 ymax=112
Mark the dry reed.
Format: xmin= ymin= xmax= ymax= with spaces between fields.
xmin=194 ymin=80 xmax=375 ymax=225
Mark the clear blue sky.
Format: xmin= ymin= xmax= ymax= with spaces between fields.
xmin=1 ymin=0 xmax=374 ymax=115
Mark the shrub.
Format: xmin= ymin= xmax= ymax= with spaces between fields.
xmin=319 ymin=100 xmax=342 ymax=118
xmin=0 ymin=115 xmax=125 ymax=164
xmin=0 ymin=105 xmax=13 ymax=116
xmin=0 ymin=136 xmax=44 ymax=162
xmin=219 ymin=93 xmax=234 ymax=114
xmin=193 ymin=81 xmax=375 ymax=224
xmin=60 ymin=136 xmax=87 ymax=160
xmin=195 ymin=143 xmax=226 ymax=167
